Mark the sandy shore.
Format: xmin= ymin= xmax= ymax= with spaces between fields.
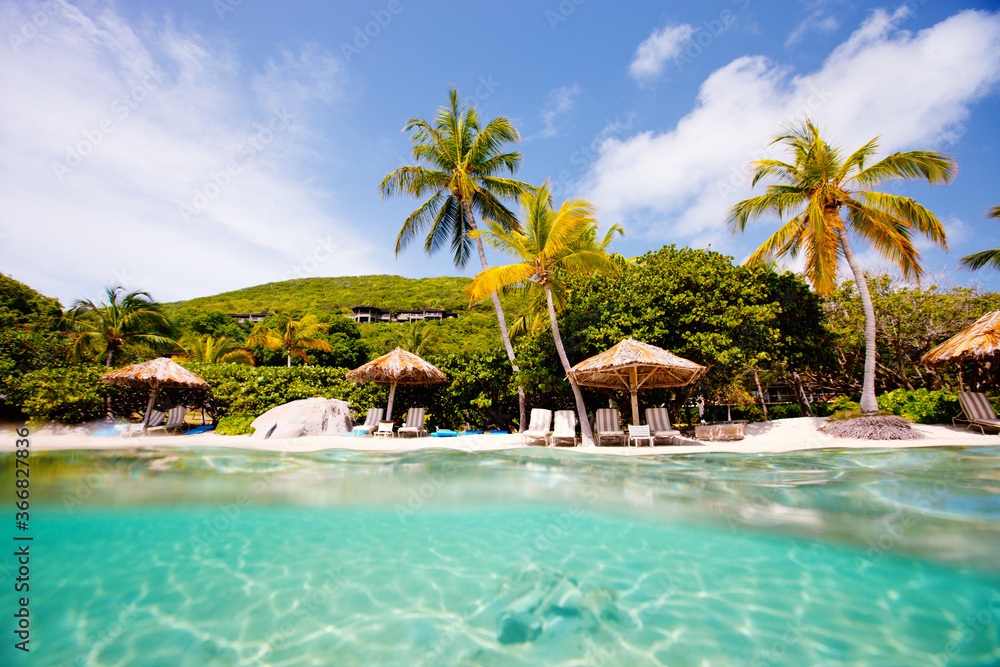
xmin=3 ymin=417 xmax=999 ymax=456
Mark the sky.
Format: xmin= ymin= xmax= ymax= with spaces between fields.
xmin=2 ymin=0 xmax=999 ymax=306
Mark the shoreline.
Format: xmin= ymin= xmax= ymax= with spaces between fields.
xmin=3 ymin=417 xmax=999 ymax=456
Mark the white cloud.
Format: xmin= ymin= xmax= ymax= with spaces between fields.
xmin=535 ymin=84 xmax=581 ymax=139
xmin=786 ymin=9 xmax=842 ymax=47
xmin=628 ymin=23 xmax=694 ymax=82
xmin=0 ymin=0 xmax=375 ymax=304
xmin=583 ymin=9 xmax=1000 ymax=276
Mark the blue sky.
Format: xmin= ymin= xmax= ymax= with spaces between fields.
xmin=2 ymin=0 xmax=999 ymax=305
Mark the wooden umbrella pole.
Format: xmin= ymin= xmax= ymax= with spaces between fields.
xmin=141 ymin=386 xmax=159 ymax=435
xmin=386 ymin=382 xmax=397 ymax=422
xmin=629 ymin=367 xmax=640 ymax=425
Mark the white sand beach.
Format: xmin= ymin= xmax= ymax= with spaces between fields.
xmin=4 ymin=417 xmax=1000 ymax=455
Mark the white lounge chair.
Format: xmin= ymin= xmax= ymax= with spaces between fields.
xmin=595 ymin=408 xmax=626 ymax=446
xmin=954 ymin=392 xmax=1000 ymax=434
xmin=628 ymin=424 xmax=655 ymax=447
xmin=521 ymin=408 xmax=552 ymax=446
xmin=122 ymin=409 xmax=165 ymax=437
xmin=374 ymin=421 xmax=394 ymax=438
xmin=147 ymin=406 xmax=188 ymax=434
xmin=646 ymin=407 xmax=682 ymax=444
xmin=550 ymin=410 xmax=577 ymax=447
xmin=353 ymin=408 xmax=383 ymax=436
xmin=397 ymin=408 xmax=428 ymax=438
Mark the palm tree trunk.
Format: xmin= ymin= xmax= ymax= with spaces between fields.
xmin=464 ymin=201 xmax=527 ymax=432
xmin=752 ymin=366 xmax=769 ymax=421
xmin=287 ymin=352 xmax=292 ymax=368
xmin=838 ymin=227 xmax=878 ymax=413
xmin=546 ymin=285 xmax=595 ymax=447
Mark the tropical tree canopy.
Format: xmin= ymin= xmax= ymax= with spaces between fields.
xmin=246 ymin=314 xmax=333 ymax=367
xmin=728 ymin=119 xmax=955 ymax=296
xmin=70 ymin=286 xmax=174 ymax=366
xmin=959 ymin=203 xmax=1000 ymax=271
xmin=727 ymin=119 xmax=955 ymax=413
xmin=378 ymin=87 xmax=536 ymax=268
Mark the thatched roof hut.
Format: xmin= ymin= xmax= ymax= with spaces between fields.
xmin=921 ymin=310 xmax=1000 ymax=366
xmin=568 ymin=338 xmax=707 ymax=425
xmin=345 ymin=347 xmax=447 ymax=420
xmin=101 ymin=357 xmax=210 ymax=432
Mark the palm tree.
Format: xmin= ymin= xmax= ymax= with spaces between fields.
xmin=179 ymin=335 xmax=255 ymax=365
xmin=394 ymin=320 xmax=437 ymax=356
xmin=728 ymin=120 xmax=955 ymax=413
xmin=247 ymin=314 xmax=333 ymax=367
xmin=70 ymin=286 xmax=174 ymax=366
xmin=959 ymin=204 xmax=1000 ymax=270
xmin=467 ymin=183 xmax=623 ymax=446
xmin=378 ymin=88 xmax=536 ymax=430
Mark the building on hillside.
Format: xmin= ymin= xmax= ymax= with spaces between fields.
xmin=227 ymin=313 xmax=271 ymax=323
xmin=347 ymin=305 xmax=458 ymax=324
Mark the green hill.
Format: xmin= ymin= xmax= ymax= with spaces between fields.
xmin=163 ymin=275 xmax=487 ymax=315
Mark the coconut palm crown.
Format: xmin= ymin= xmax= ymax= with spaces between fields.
xmin=959 ymin=203 xmax=1000 ymax=271
xmin=468 ymin=182 xmax=624 ymax=447
xmin=247 ymin=314 xmax=332 ymax=367
xmin=727 ymin=119 xmax=955 ymax=412
xmin=71 ymin=286 xmax=175 ymax=366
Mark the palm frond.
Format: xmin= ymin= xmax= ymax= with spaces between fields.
xmin=852 ymin=151 xmax=956 ymax=188
xmin=959 ymin=249 xmax=1000 ymax=271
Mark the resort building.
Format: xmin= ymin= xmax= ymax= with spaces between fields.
xmin=348 ymin=305 xmax=459 ymax=324
xmin=226 ymin=313 xmax=271 ymax=323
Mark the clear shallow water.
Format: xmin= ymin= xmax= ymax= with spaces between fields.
xmin=4 ymin=445 xmax=1000 ymax=666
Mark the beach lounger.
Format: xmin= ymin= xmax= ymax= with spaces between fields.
xmin=521 ymin=408 xmax=553 ymax=446
xmin=122 ymin=409 xmax=165 ymax=437
xmin=374 ymin=421 xmax=394 ymax=438
xmin=550 ymin=410 xmax=577 ymax=447
xmin=353 ymin=407 xmax=383 ymax=436
xmin=646 ymin=407 xmax=682 ymax=444
xmin=147 ymin=406 xmax=188 ymax=434
xmin=628 ymin=424 xmax=655 ymax=447
xmin=953 ymin=392 xmax=1000 ymax=434
xmin=595 ymin=408 xmax=626 ymax=446
xmin=397 ymin=408 xmax=428 ymax=438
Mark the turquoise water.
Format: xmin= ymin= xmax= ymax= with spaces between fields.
xmin=4 ymin=445 xmax=1000 ymax=665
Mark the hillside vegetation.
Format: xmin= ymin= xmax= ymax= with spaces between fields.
xmin=163 ymin=275 xmax=489 ymax=315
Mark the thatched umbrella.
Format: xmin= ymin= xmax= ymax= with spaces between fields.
xmin=568 ymin=338 xmax=707 ymax=425
xmin=101 ymin=357 xmax=210 ymax=434
xmin=345 ymin=347 xmax=447 ymax=421
xmin=921 ymin=310 xmax=1000 ymax=369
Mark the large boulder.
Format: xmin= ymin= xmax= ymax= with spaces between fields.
xmin=250 ymin=397 xmax=352 ymax=439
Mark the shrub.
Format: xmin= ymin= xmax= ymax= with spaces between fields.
xmin=828 ymin=395 xmax=860 ymax=413
xmin=215 ymin=414 xmax=256 ymax=436
xmin=877 ymin=388 xmax=960 ymax=425
xmin=14 ymin=366 xmax=108 ymax=423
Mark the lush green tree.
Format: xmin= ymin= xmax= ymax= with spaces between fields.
xmin=959 ymin=203 xmax=1000 ymax=271
xmin=517 ymin=246 xmax=824 ymax=423
xmin=468 ymin=184 xmax=623 ymax=446
xmin=70 ymin=286 xmax=175 ymax=366
xmin=728 ymin=119 xmax=955 ymax=412
xmin=169 ymin=308 xmax=248 ymax=340
xmin=823 ymin=274 xmax=1000 ymax=392
xmin=179 ymin=335 xmax=254 ymax=365
xmin=378 ymin=88 xmax=536 ymax=429
xmin=247 ymin=313 xmax=333 ymax=367
xmin=0 ymin=273 xmax=64 ymax=330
